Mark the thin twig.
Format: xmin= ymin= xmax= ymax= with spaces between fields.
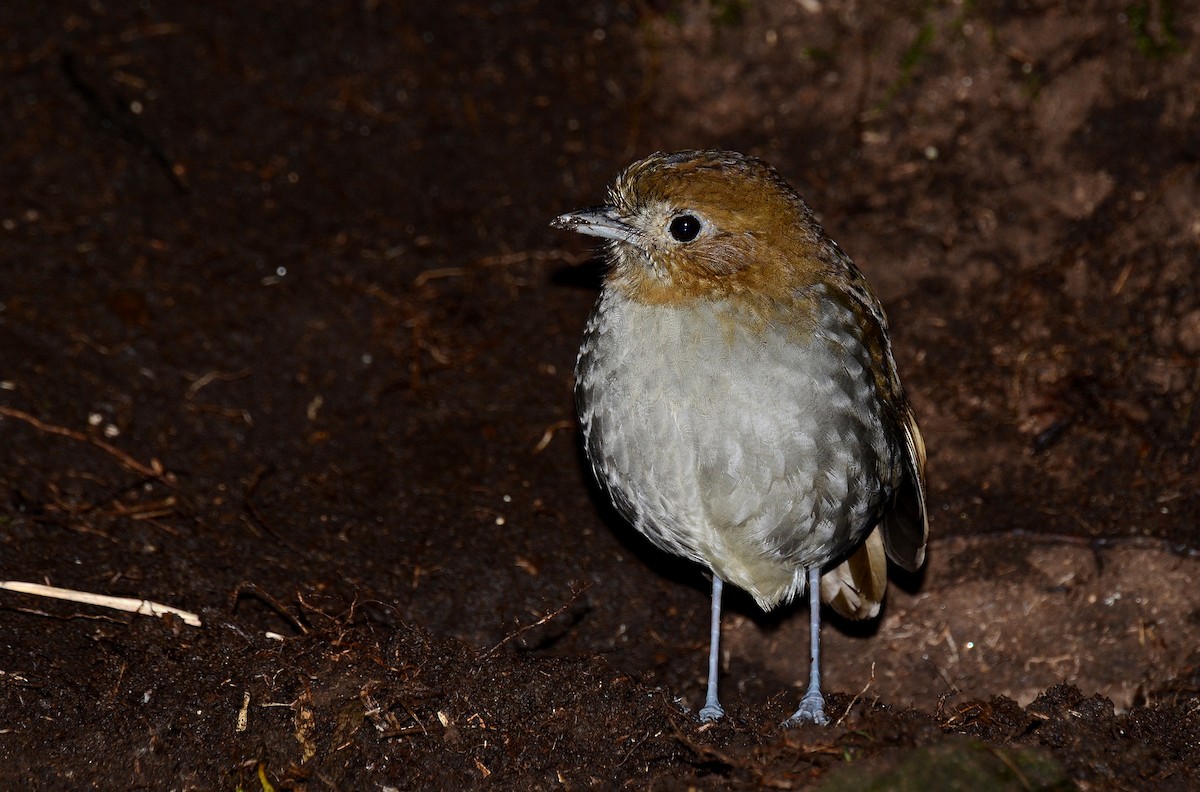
xmin=833 ymin=661 xmax=875 ymax=728
xmin=532 ymin=420 xmax=574 ymax=454
xmin=230 ymin=582 xmax=309 ymax=635
xmin=413 ymin=267 xmax=467 ymax=287
xmin=0 ymin=580 xmax=201 ymax=626
xmin=476 ymin=249 xmax=592 ymax=267
xmin=239 ymin=465 xmax=305 ymax=556
xmin=184 ymin=368 xmax=251 ymax=399
xmin=482 ymin=584 xmax=589 ymax=658
xmin=0 ymin=405 xmax=169 ymax=483
xmin=61 ymin=51 xmax=188 ymax=193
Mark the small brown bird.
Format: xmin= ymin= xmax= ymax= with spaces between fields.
xmin=552 ymin=150 xmax=927 ymax=725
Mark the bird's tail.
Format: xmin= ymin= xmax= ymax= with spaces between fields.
xmin=819 ymin=527 xmax=887 ymax=620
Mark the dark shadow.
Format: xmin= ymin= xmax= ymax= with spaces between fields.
xmin=550 ymin=257 xmax=607 ymax=292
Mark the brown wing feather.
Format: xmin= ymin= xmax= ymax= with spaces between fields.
xmin=880 ymin=407 xmax=928 ymax=572
xmin=820 ymin=527 xmax=887 ymax=620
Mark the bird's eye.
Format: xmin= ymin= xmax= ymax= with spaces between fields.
xmin=668 ymin=214 xmax=702 ymax=243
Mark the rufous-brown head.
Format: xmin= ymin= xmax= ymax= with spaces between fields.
xmin=552 ymin=150 xmax=846 ymax=313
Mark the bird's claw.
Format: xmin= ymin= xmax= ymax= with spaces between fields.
xmin=784 ymin=692 xmax=829 ymax=727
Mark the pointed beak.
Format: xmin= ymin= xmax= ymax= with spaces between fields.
xmin=550 ymin=205 xmax=641 ymax=246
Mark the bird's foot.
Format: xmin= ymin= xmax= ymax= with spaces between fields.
xmin=784 ymin=691 xmax=828 ymax=727
xmin=698 ymin=700 xmax=725 ymax=723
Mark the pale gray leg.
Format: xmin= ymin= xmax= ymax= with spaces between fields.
xmin=786 ymin=566 xmax=830 ymax=726
xmin=698 ymin=575 xmax=725 ymax=722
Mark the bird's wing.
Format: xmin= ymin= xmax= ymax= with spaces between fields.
xmin=880 ymin=406 xmax=928 ymax=572
xmin=820 ymin=406 xmax=927 ymax=619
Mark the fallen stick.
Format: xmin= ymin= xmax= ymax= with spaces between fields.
xmin=0 ymin=405 xmax=169 ymax=482
xmin=0 ymin=580 xmax=202 ymax=627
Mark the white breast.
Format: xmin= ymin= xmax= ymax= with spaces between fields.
xmin=575 ymin=286 xmax=898 ymax=608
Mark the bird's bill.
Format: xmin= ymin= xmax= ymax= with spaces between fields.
xmin=550 ymin=205 xmax=640 ymax=245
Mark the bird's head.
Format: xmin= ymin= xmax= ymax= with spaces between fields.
xmin=552 ymin=150 xmax=840 ymax=312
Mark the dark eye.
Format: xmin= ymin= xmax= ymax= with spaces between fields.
xmin=668 ymin=214 xmax=702 ymax=242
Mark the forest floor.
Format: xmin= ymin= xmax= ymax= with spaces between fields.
xmin=1 ymin=2 xmax=1198 ymax=789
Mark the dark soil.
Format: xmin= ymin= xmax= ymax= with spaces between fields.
xmin=2 ymin=2 xmax=1198 ymax=789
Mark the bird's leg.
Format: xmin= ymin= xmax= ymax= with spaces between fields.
xmin=698 ymin=575 xmax=725 ymax=722
xmin=786 ymin=566 xmax=830 ymax=726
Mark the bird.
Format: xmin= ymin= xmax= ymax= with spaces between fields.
xmin=551 ymin=149 xmax=927 ymax=726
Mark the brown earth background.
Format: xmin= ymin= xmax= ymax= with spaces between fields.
xmin=1 ymin=1 xmax=1198 ymax=789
